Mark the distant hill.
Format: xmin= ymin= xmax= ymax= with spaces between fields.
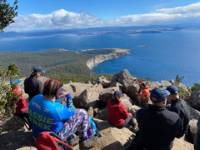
xmin=0 ymin=48 xmax=127 ymax=82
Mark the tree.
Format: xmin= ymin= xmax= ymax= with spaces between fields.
xmin=175 ymin=74 xmax=184 ymax=85
xmin=0 ymin=0 xmax=18 ymax=31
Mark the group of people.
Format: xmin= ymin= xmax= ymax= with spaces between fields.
xmin=12 ymin=66 xmax=98 ymax=149
xmin=105 ymin=82 xmax=198 ymax=150
xmin=11 ymin=66 xmax=200 ymax=150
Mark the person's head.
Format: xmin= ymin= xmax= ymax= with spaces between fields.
xmin=43 ymin=79 xmax=62 ymax=100
xmin=150 ymin=88 xmax=170 ymax=107
xmin=140 ymin=83 xmax=146 ymax=89
xmin=166 ymin=86 xmax=179 ymax=101
xmin=112 ymin=91 xmax=123 ymax=103
xmin=31 ymin=66 xmax=45 ymax=77
xmin=12 ymin=85 xmax=23 ymax=98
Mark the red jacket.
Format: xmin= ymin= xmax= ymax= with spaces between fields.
xmin=107 ymin=100 xmax=129 ymax=128
xmin=15 ymin=96 xmax=28 ymax=114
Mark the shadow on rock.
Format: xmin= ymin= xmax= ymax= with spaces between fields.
xmin=0 ymin=131 xmax=35 ymax=150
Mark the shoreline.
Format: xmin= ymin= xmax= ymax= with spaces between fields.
xmin=86 ymin=48 xmax=129 ymax=70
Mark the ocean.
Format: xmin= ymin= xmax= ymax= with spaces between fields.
xmin=0 ymin=28 xmax=200 ymax=86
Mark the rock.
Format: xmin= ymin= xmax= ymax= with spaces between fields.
xmin=185 ymin=119 xmax=198 ymax=143
xmin=95 ymin=108 xmax=108 ymax=120
xmin=98 ymin=86 xmax=121 ymax=108
xmin=96 ymin=76 xmax=111 ymax=88
xmin=111 ymin=70 xmax=140 ymax=100
xmin=188 ymin=91 xmax=200 ymax=111
xmin=120 ymin=94 xmax=134 ymax=111
xmin=172 ymin=138 xmax=193 ymax=150
xmin=91 ymin=119 xmax=134 ymax=150
xmin=75 ymin=84 xmax=103 ymax=108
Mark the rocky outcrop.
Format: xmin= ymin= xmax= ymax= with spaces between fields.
xmin=86 ymin=49 xmax=129 ymax=70
xmin=91 ymin=119 xmax=134 ymax=150
xmin=188 ymin=91 xmax=200 ymax=111
xmin=75 ymin=84 xmax=103 ymax=108
xmin=111 ymin=69 xmax=140 ymax=100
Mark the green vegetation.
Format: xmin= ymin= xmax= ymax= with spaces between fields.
xmin=0 ymin=64 xmax=19 ymax=117
xmin=0 ymin=0 xmax=18 ymax=31
xmin=0 ymin=49 xmax=114 ymax=83
xmin=191 ymin=83 xmax=200 ymax=92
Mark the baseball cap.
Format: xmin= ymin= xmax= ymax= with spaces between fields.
xmin=114 ymin=91 xmax=123 ymax=98
xmin=166 ymin=86 xmax=179 ymax=95
xmin=32 ymin=66 xmax=45 ymax=73
xmin=150 ymin=88 xmax=170 ymax=103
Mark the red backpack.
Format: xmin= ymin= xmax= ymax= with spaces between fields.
xmin=35 ymin=131 xmax=74 ymax=150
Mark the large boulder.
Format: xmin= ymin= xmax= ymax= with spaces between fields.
xmin=188 ymin=91 xmax=200 ymax=111
xmin=90 ymin=119 xmax=134 ymax=150
xmin=111 ymin=70 xmax=140 ymax=100
xmin=172 ymin=138 xmax=193 ymax=150
xmin=75 ymin=84 xmax=103 ymax=109
xmin=98 ymin=85 xmax=121 ymax=108
xmin=96 ymin=76 xmax=111 ymax=88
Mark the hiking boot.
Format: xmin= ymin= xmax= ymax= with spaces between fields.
xmin=80 ymin=136 xmax=97 ymax=149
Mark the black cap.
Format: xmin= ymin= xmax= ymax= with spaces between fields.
xmin=166 ymin=86 xmax=179 ymax=95
xmin=32 ymin=66 xmax=45 ymax=73
xmin=114 ymin=91 xmax=123 ymax=98
xmin=151 ymin=88 xmax=170 ymax=103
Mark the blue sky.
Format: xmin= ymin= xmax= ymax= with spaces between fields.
xmin=14 ymin=0 xmax=199 ymax=18
xmin=6 ymin=0 xmax=200 ymax=31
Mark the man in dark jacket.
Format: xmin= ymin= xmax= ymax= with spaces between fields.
xmin=194 ymin=118 xmax=200 ymax=150
xmin=167 ymin=86 xmax=190 ymax=137
xmin=24 ymin=66 xmax=45 ymax=101
xmin=131 ymin=88 xmax=183 ymax=150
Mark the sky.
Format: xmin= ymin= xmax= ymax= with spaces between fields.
xmin=6 ymin=0 xmax=200 ymax=31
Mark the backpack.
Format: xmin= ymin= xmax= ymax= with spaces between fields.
xmin=35 ymin=131 xmax=74 ymax=150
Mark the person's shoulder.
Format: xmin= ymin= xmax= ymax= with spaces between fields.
xmin=163 ymin=109 xmax=179 ymax=122
xmin=137 ymin=108 xmax=148 ymax=118
xmin=31 ymin=94 xmax=43 ymax=102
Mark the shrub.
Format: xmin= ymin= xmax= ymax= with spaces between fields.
xmin=191 ymin=83 xmax=200 ymax=92
xmin=0 ymin=64 xmax=19 ymax=118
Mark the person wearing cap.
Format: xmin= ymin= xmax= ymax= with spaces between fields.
xmin=167 ymin=86 xmax=190 ymax=137
xmin=11 ymin=80 xmax=30 ymax=129
xmin=107 ymin=91 xmax=135 ymax=128
xmin=130 ymin=88 xmax=183 ymax=150
xmin=24 ymin=66 xmax=45 ymax=101
xmin=194 ymin=118 xmax=200 ymax=150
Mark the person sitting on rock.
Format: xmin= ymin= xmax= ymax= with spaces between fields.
xmin=137 ymin=82 xmax=150 ymax=107
xmin=11 ymin=79 xmax=30 ymax=129
xmin=166 ymin=85 xmax=190 ymax=137
xmin=56 ymin=86 xmax=98 ymax=143
xmin=107 ymin=91 xmax=136 ymax=128
xmin=24 ymin=66 xmax=45 ymax=101
xmin=28 ymin=79 xmax=96 ymax=149
xmin=130 ymin=88 xmax=183 ymax=150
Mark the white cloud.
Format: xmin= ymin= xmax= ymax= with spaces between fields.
xmin=109 ymin=2 xmax=200 ymax=25
xmin=109 ymin=2 xmax=200 ymax=26
xmin=6 ymin=2 xmax=200 ymax=31
xmin=7 ymin=9 xmax=103 ymax=31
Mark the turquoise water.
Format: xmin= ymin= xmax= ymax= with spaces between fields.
xmin=0 ymin=29 xmax=200 ymax=85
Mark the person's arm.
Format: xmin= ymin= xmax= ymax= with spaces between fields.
xmin=174 ymin=118 xmax=184 ymax=138
xmin=56 ymin=104 xmax=75 ymax=121
xmin=119 ymin=103 xmax=129 ymax=119
xmin=66 ymin=93 xmax=75 ymax=109
xmin=20 ymin=97 xmax=28 ymax=113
